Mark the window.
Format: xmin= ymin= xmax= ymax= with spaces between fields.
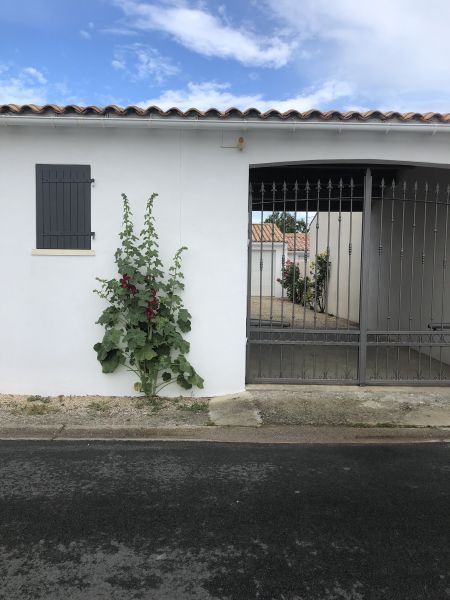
xmin=36 ymin=164 xmax=93 ymax=250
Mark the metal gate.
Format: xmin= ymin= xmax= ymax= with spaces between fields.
xmin=246 ymin=166 xmax=450 ymax=385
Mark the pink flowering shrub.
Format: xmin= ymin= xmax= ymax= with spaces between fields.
xmin=279 ymin=259 xmax=311 ymax=305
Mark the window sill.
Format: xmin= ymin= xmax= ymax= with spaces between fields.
xmin=32 ymin=249 xmax=95 ymax=256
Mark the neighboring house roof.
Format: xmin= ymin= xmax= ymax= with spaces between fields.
xmin=252 ymin=223 xmax=285 ymax=243
xmin=251 ymin=224 xmax=308 ymax=251
xmin=1 ymin=104 xmax=450 ymax=123
xmin=284 ymin=232 xmax=309 ymax=252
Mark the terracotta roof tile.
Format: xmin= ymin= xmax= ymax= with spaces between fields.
xmin=1 ymin=104 xmax=450 ymax=123
xmin=251 ymin=225 xmax=308 ymax=251
xmin=252 ymin=223 xmax=285 ymax=243
xmin=284 ymin=232 xmax=308 ymax=252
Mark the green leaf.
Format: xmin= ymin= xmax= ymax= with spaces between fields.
xmin=158 ymin=356 xmax=171 ymax=369
xmin=102 ymin=328 xmax=122 ymax=352
xmin=177 ymin=309 xmax=191 ymax=333
xmin=156 ymin=343 xmax=171 ymax=356
xmin=96 ymin=307 xmax=121 ymax=327
xmin=101 ymin=351 xmax=123 ymax=373
xmin=176 ymin=373 xmax=192 ymax=390
xmin=134 ymin=344 xmax=157 ymax=362
xmin=162 ymin=372 xmax=172 ymax=382
xmin=188 ymin=373 xmax=204 ymax=389
xmin=134 ymin=382 xmax=142 ymax=392
xmin=179 ymin=320 xmax=190 ymax=333
xmin=174 ymin=355 xmax=189 ymax=371
xmin=177 ymin=339 xmax=190 ymax=353
xmin=125 ymin=328 xmax=147 ymax=351
xmin=177 ymin=308 xmax=191 ymax=322
xmin=94 ymin=347 xmax=123 ymax=373
xmin=93 ymin=342 xmax=107 ymax=361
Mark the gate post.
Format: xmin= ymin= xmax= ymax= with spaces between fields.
xmin=246 ymin=183 xmax=253 ymax=383
xmin=359 ymin=168 xmax=372 ymax=384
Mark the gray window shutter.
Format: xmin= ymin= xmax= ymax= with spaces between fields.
xmin=36 ymin=164 xmax=92 ymax=249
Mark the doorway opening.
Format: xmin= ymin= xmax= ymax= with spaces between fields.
xmin=246 ymin=163 xmax=450 ymax=385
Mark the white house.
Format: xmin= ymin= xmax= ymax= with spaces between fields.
xmin=2 ymin=104 xmax=450 ymax=394
xmin=250 ymin=223 xmax=307 ymax=298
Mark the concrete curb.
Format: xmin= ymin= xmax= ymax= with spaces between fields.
xmin=2 ymin=386 xmax=450 ymax=439
xmin=0 ymin=424 xmax=449 ymax=444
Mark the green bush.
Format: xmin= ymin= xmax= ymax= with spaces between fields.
xmin=278 ymin=251 xmax=331 ymax=313
xmin=309 ymin=251 xmax=331 ymax=313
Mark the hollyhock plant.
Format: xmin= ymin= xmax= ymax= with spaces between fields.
xmin=94 ymin=192 xmax=204 ymax=399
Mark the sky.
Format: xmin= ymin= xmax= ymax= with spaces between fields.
xmin=1 ymin=0 xmax=450 ymax=112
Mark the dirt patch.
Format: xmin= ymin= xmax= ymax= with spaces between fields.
xmin=0 ymin=394 xmax=211 ymax=429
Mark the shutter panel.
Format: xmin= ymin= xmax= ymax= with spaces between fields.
xmin=36 ymin=164 xmax=92 ymax=249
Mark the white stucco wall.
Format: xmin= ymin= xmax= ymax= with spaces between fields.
xmin=0 ymin=126 xmax=249 ymax=397
xmin=308 ymin=212 xmax=362 ymax=324
xmin=2 ymin=122 xmax=450 ymax=396
xmin=250 ymin=243 xmax=285 ymax=298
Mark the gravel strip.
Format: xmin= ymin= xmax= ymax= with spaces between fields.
xmin=0 ymin=394 xmax=212 ymax=429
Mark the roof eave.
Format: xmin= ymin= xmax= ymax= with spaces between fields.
xmin=2 ymin=113 xmax=450 ymax=133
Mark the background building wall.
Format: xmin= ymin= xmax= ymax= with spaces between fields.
xmin=308 ymin=212 xmax=362 ymax=325
xmin=250 ymin=243 xmax=284 ymax=299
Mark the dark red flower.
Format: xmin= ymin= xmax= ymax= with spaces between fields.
xmin=120 ymin=274 xmax=130 ymax=289
xmin=120 ymin=274 xmax=138 ymax=295
xmin=145 ymin=308 xmax=155 ymax=321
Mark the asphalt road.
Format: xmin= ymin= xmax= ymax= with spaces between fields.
xmin=0 ymin=441 xmax=449 ymax=600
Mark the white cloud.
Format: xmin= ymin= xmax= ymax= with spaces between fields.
xmin=0 ymin=66 xmax=81 ymax=105
xmin=112 ymin=44 xmax=178 ymax=82
xmin=265 ymin=0 xmax=450 ymax=111
xmin=138 ymin=80 xmax=352 ymax=111
xmin=0 ymin=80 xmax=46 ymax=105
xmin=114 ymin=0 xmax=295 ymax=68
xmin=112 ymin=57 xmax=126 ymax=71
xmin=100 ymin=25 xmax=138 ymax=36
xmin=0 ymin=66 xmax=50 ymax=104
xmin=80 ymin=22 xmax=95 ymax=40
xmin=22 ymin=67 xmax=47 ymax=85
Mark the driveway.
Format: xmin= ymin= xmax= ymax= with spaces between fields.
xmin=250 ymin=296 xmax=356 ymax=329
xmin=0 ymin=441 xmax=449 ymax=599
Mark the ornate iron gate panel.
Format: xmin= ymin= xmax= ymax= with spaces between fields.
xmin=246 ymin=166 xmax=450 ymax=385
xmin=366 ymin=174 xmax=450 ymax=384
xmin=246 ymin=170 xmax=365 ymax=384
